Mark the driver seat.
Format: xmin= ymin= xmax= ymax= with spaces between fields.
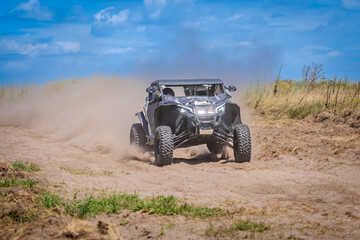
xmin=163 ymin=87 xmax=175 ymax=96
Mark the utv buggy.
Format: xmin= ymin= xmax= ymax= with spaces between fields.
xmin=130 ymin=79 xmax=251 ymax=166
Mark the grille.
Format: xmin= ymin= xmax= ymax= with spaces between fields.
xmin=200 ymin=122 xmax=213 ymax=129
xmin=198 ymin=115 xmax=214 ymax=121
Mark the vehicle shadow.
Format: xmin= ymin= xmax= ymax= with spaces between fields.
xmin=172 ymin=153 xmax=230 ymax=165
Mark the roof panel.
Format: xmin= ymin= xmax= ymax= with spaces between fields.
xmin=152 ymin=79 xmax=224 ymax=86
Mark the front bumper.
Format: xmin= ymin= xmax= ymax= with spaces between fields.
xmin=173 ymin=109 xmax=234 ymax=148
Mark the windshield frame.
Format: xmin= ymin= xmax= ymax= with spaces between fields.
xmin=159 ymin=84 xmax=225 ymax=98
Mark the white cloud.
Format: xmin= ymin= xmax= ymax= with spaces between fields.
xmin=183 ymin=16 xmax=216 ymax=29
xmin=20 ymin=43 xmax=48 ymax=55
xmin=110 ymin=9 xmax=130 ymax=25
xmin=11 ymin=0 xmax=54 ymax=21
xmin=136 ymin=25 xmax=147 ymax=32
xmin=144 ymin=0 xmax=167 ymax=19
xmin=328 ymin=50 xmax=341 ymax=57
xmin=342 ymin=0 xmax=360 ymax=9
xmin=304 ymin=45 xmax=331 ymax=51
xmin=94 ymin=7 xmax=114 ymax=21
xmin=183 ymin=21 xmax=201 ymax=29
xmin=236 ymin=41 xmax=251 ymax=46
xmin=265 ymin=10 xmax=330 ymax=31
xmin=1 ymin=40 xmax=48 ymax=55
xmin=2 ymin=61 xmax=28 ymax=72
xmin=0 ymin=40 xmax=50 ymax=56
xmin=174 ymin=0 xmax=196 ymax=3
xmin=56 ymin=42 xmax=80 ymax=53
xmin=225 ymin=13 xmax=244 ymax=21
xmin=94 ymin=7 xmax=129 ymax=26
xmin=103 ymin=47 xmax=133 ymax=54
xmin=0 ymin=40 xmax=19 ymax=52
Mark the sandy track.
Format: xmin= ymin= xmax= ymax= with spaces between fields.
xmin=1 ymin=115 xmax=360 ymax=239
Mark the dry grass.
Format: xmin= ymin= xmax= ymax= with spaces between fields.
xmin=245 ymin=78 xmax=360 ymax=119
xmin=0 ymin=78 xmax=82 ymax=103
xmin=2 ymin=74 xmax=358 ymax=121
xmin=0 ymin=75 xmax=129 ymax=103
xmin=60 ymin=166 xmax=114 ymax=176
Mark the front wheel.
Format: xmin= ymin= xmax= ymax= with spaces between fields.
xmin=154 ymin=126 xmax=174 ymax=166
xmin=233 ymin=124 xmax=251 ymax=163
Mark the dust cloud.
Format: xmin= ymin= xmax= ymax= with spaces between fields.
xmin=128 ymin=28 xmax=281 ymax=85
xmin=0 ymin=75 xmax=243 ymax=162
xmin=0 ymin=76 xmax=148 ymax=159
xmin=0 ymin=29 xmax=279 ymax=161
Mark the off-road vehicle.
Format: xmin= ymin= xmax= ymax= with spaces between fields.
xmin=130 ymin=79 xmax=251 ymax=166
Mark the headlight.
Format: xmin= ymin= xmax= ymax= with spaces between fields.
xmin=216 ymin=104 xmax=225 ymax=113
xmin=194 ymin=106 xmax=214 ymax=115
xmin=179 ymin=106 xmax=193 ymax=113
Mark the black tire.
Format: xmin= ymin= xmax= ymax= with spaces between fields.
xmin=130 ymin=123 xmax=146 ymax=150
xmin=233 ymin=124 xmax=251 ymax=163
xmin=154 ymin=126 xmax=174 ymax=166
xmin=207 ymin=142 xmax=223 ymax=154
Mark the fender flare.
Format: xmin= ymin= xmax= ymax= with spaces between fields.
xmin=225 ymin=102 xmax=241 ymax=125
xmin=135 ymin=111 xmax=150 ymax=136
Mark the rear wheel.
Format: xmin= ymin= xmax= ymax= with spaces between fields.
xmin=233 ymin=124 xmax=251 ymax=163
xmin=130 ymin=123 xmax=146 ymax=150
xmin=154 ymin=126 xmax=174 ymax=166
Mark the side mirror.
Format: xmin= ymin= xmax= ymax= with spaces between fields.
xmin=228 ymin=85 xmax=237 ymax=92
xmin=146 ymin=86 xmax=155 ymax=93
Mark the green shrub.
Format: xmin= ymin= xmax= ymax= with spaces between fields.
xmin=63 ymin=193 xmax=223 ymax=219
xmin=0 ymin=178 xmax=37 ymax=188
xmin=38 ymin=191 xmax=62 ymax=209
xmin=205 ymin=219 xmax=270 ymax=237
xmin=12 ymin=161 xmax=40 ymax=172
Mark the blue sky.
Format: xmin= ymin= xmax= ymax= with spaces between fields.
xmin=0 ymin=0 xmax=360 ymax=85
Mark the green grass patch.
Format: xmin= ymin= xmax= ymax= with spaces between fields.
xmin=37 ymin=191 xmax=62 ymax=209
xmin=12 ymin=160 xmax=40 ymax=172
xmin=287 ymin=235 xmax=298 ymax=240
xmin=6 ymin=209 xmax=38 ymax=223
xmin=60 ymin=166 xmax=113 ymax=176
xmin=120 ymin=219 xmax=129 ymax=226
xmin=205 ymin=219 xmax=270 ymax=237
xmin=166 ymin=222 xmax=175 ymax=229
xmin=287 ymin=102 xmax=325 ymax=119
xmin=0 ymin=178 xmax=37 ymax=188
xmin=35 ymin=191 xmax=223 ymax=220
xmin=62 ymin=193 xmax=223 ymax=219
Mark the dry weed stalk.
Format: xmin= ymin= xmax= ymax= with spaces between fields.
xmin=244 ymin=64 xmax=360 ymax=119
xmin=273 ymin=65 xmax=282 ymax=96
xmin=298 ymin=63 xmax=324 ymax=105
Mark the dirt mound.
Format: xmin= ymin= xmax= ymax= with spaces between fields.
xmin=311 ymin=110 xmax=360 ymax=128
xmin=18 ymin=216 xmax=121 ymax=240
xmin=0 ymin=159 xmax=25 ymax=179
xmin=2 ymin=213 xmax=121 ymax=240
xmin=0 ymin=158 xmax=121 ymax=240
xmin=1 ymin=111 xmax=360 ymax=239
